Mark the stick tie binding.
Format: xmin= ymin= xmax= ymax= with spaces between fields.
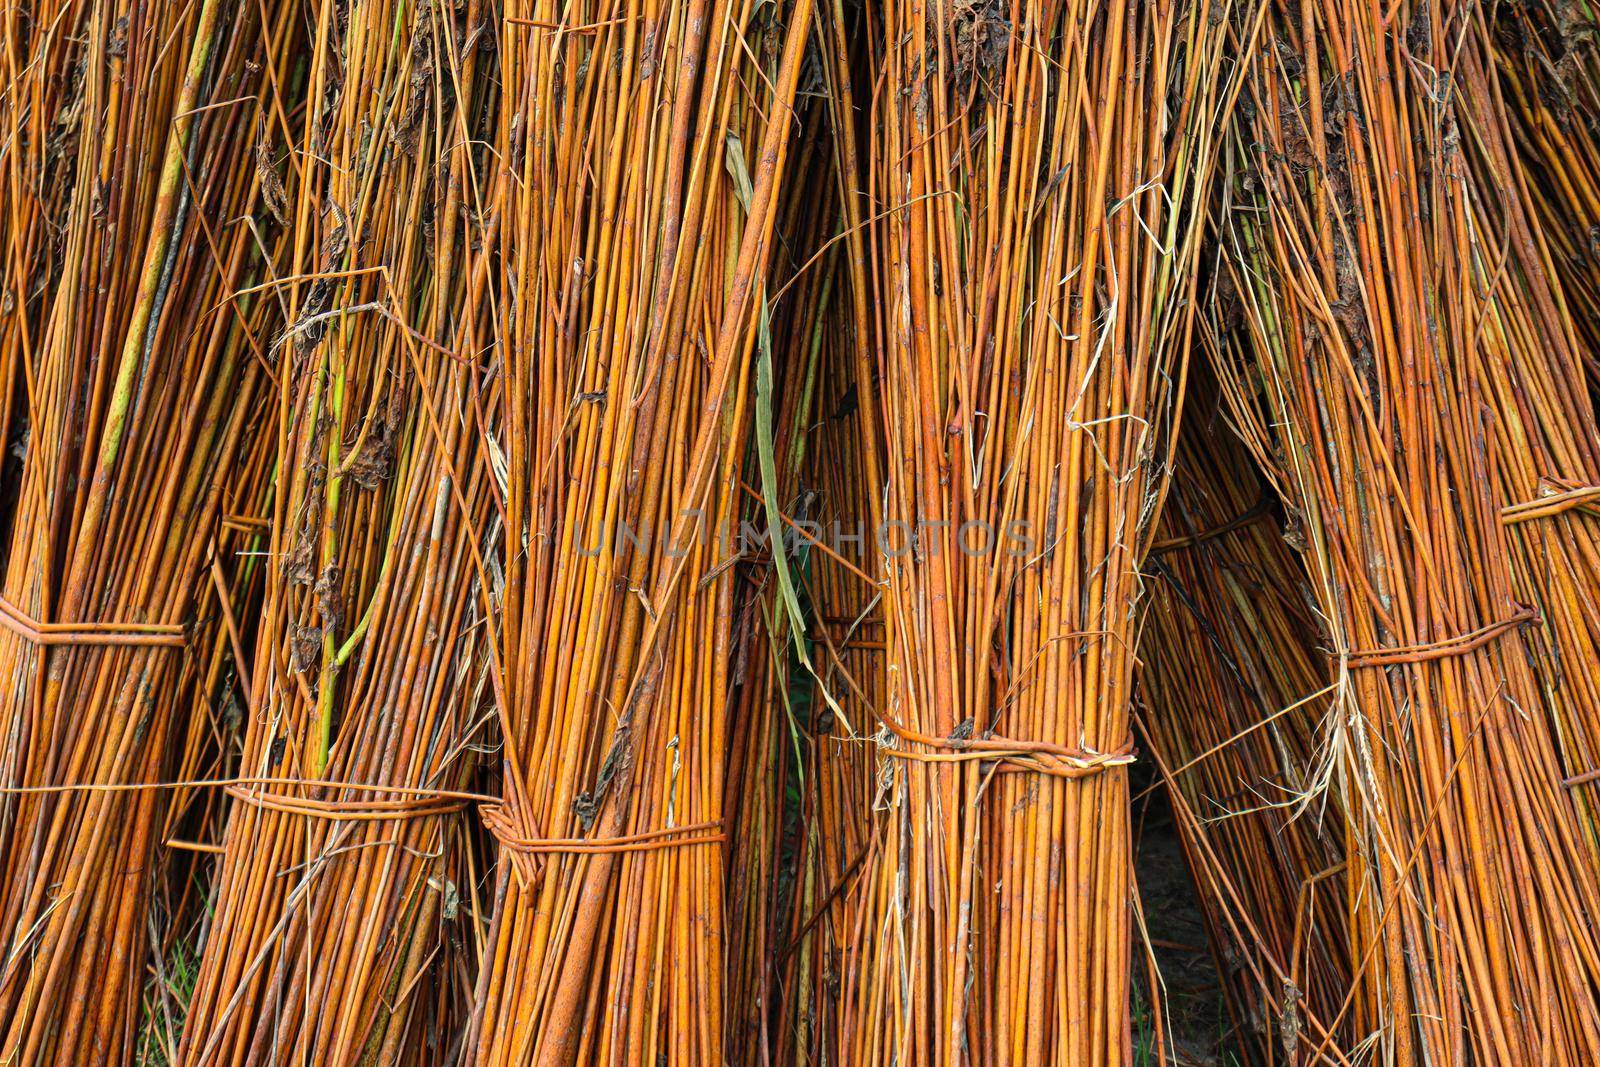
xmin=875 ymin=715 xmax=1136 ymax=779
xmin=1341 ymin=604 xmax=1538 ymax=669
xmin=1501 ymin=481 xmax=1600 ymax=525
xmin=224 ymin=784 xmax=469 ymax=822
xmin=480 ymin=802 xmax=726 ymax=886
xmin=1147 ymin=492 xmax=1275 ymax=555
xmin=478 ymin=803 xmax=727 ymax=857
xmin=0 ymin=596 xmax=186 ymax=648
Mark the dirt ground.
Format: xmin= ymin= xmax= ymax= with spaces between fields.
xmin=1134 ymin=788 xmax=1247 ymax=1066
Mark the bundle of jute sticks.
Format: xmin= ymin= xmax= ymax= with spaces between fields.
xmin=4 ymin=0 xmax=1600 ymax=1064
